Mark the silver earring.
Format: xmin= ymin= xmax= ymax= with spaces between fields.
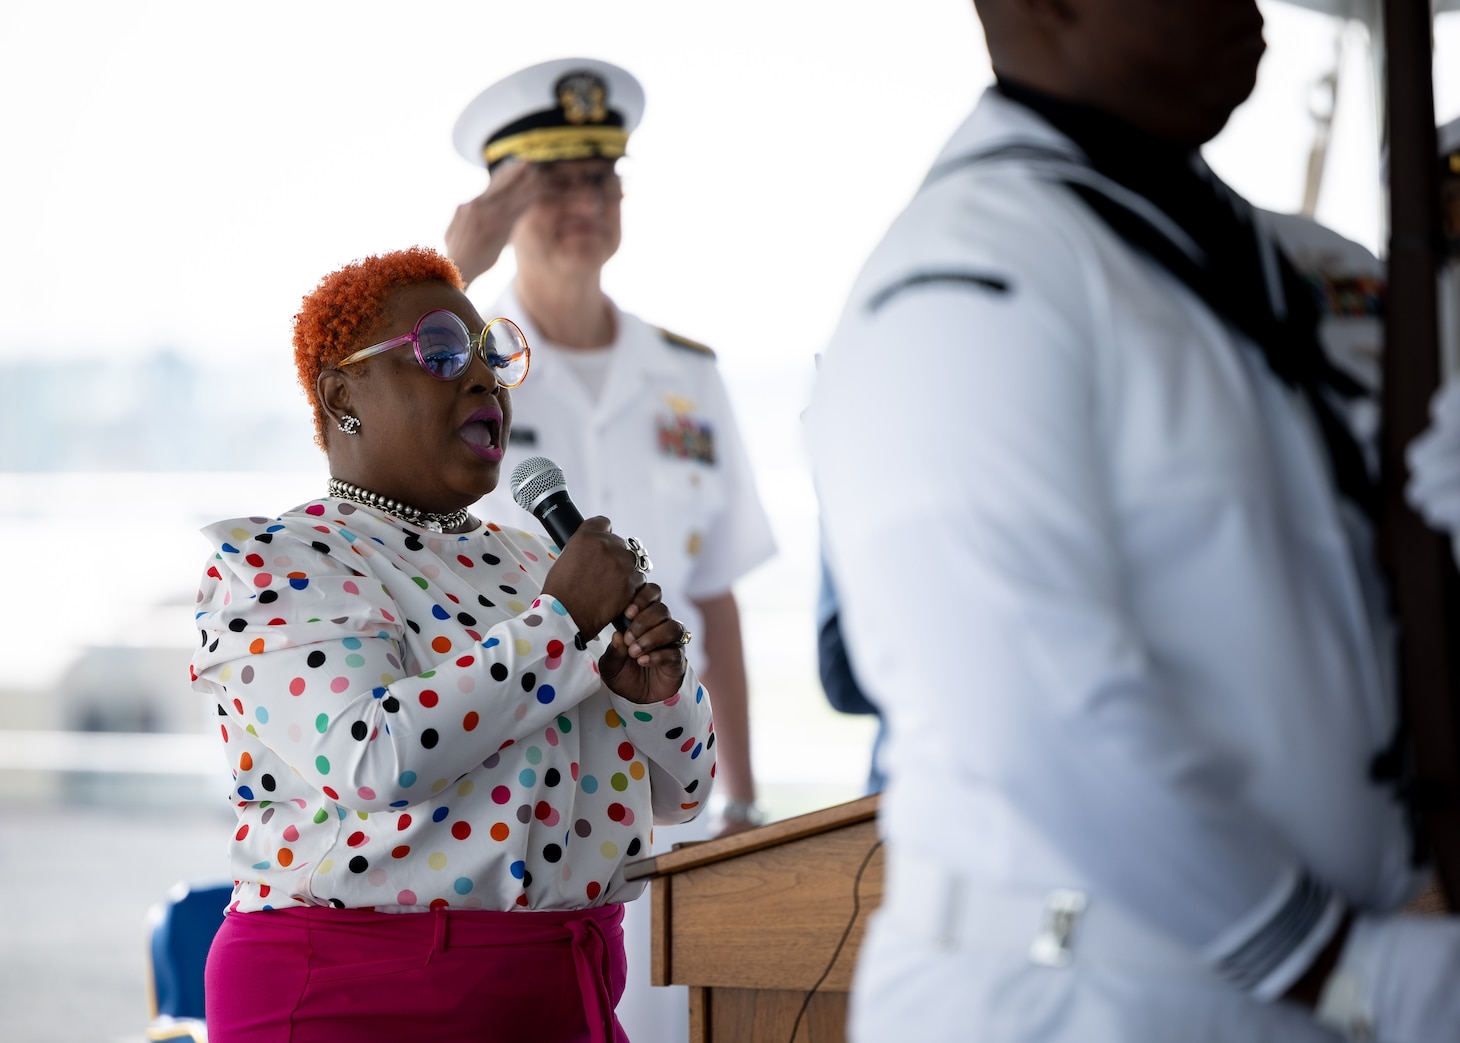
xmin=337 ymin=414 xmax=361 ymax=435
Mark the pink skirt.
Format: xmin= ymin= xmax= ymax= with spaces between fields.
xmin=205 ymin=903 xmax=630 ymax=1042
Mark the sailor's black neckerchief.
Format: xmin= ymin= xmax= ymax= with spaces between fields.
xmin=983 ymin=77 xmax=1379 ymax=524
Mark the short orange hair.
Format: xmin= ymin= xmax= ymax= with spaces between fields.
xmin=293 ymin=246 xmax=466 ymax=446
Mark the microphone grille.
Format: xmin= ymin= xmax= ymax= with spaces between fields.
xmin=510 ymin=456 xmax=566 ymax=513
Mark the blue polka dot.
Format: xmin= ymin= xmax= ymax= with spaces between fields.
xmin=696 ymin=685 xmax=705 ymax=703
xmin=581 ymin=775 xmax=599 ymax=794
xmin=289 ymin=576 xmax=309 ymax=590
xmin=251 ymin=860 xmax=270 ymax=870
xmin=237 ymin=786 xmax=254 ymax=800
xmin=432 ymin=605 xmax=450 ymax=620
xmin=254 ymin=707 xmax=269 ymax=724
xmin=536 ymin=685 xmax=556 ymax=705
xmin=509 ymin=860 xmax=526 ymax=880
xmin=549 ymin=599 xmax=569 ymax=615
xmin=220 ymin=543 xmax=239 ymax=554
xmin=399 ymin=770 xmax=417 ymax=787
xmin=372 ymin=687 xmax=387 ymax=699
xmin=432 ymin=806 xmax=450 ymax=823
xmin=690 ymin=743 xmax=703 ymax=760
xmin=389 ymin=800 xmax=408 ymax=808
xmin=343 ymin=637 xmax=362 ymax=650
xmin=484 ymin=638 xmax=500 ymax=648
xmin=339 ymin=529 xmax=356 ymax=543
xmin=453 ymin=877 xmax=474 ymax=895
xmin=266 ymin=524 xmax=285 ymax=532
xmin=519 ymin=768 xmax=537 ymax=787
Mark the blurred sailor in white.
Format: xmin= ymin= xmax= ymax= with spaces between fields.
xmin=445 ymin=57 xmax=777 ymax=1043
xmin=808 ymin=1 xmax=1460 ymax=1040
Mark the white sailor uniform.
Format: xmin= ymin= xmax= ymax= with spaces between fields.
xmin=808 ymin=87 xmax=1425 ymax=1042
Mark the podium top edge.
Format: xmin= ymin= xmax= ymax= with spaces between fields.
xmin=623 ymin=793 xmax=880 ymax=881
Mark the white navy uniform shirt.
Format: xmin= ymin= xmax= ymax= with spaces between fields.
xmin=478 ymin=284 xmax=776 ymax=673
xmin=808 ymin=88 xmax=1422 ymax=1017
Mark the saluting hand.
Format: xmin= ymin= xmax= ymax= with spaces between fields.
xmin=444 ymin=160 xmax=542 ymax=285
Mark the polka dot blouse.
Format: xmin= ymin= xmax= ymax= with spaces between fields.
xmin=190 ymin=498 xmax=716 ymax=914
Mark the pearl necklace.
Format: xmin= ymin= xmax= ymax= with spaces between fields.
xmin=327 ymin=478 xmax=471 ymax=534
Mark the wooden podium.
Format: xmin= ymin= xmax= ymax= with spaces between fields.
xmin=623 ymin=795 xmax=882 ymax=1043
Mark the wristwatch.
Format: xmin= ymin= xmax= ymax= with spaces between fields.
xmin=716 ymin=799 xmax=765 ymax=827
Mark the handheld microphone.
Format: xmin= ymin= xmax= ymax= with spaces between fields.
xmin=509 ymin=456 xmax=629 ymax=633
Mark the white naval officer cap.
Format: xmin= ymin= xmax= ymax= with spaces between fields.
xmin=452 ymin=57 xmax=645 ymax=173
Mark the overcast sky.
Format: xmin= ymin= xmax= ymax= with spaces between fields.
xmin=1 ymin=1 xmax=1456 ymax=384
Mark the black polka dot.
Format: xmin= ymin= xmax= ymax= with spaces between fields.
xmin=261 ymin=774 xmax=276 ymax=791
xmin=665 ymin=727 xmax=684 ymax=740
xmin=685 ymin=779 xmax=699 ymax=793
xmin=348 ymin=856 xmax=369 ymax=874
xmin=328 ymin=898 xmax=346 ymax=909
xmin=351 ymin=721 xmax=368 ymax=741
xmin=421 ymin=729 xmax=439 ymax=749
xmin=499 ymin=585 xmax=517 ymax=595
xmin=544 ymin=768 xmax=560 ymax=787
xmin=404 ymin=534 xmax=424 ymax=552
xmin=406 ymin=620 xmax=421 ymax=634
xmin=457 ymin=612 xmax=477 ymax=627
xmin=520 ymin=672 xmax=536 ymax=692
xmin=522 ymin=869 xmax=533 ymax=888
xmin=228 ymin=618 xmax=247 ymax=632
xmin=312 ymin=541 xmax=331 ymax=554
xmin=543 ymin=844 xmax=562 ymax=863
xmin=208 ymin=638 xmax=219 ymax=653
xmin=383 ymin=697 xmax=401 ymax=713
xmin=200 ymin=631 xmax=208 ymax=646
xmin=306 ymin=650 xmax=327 ymax=668
xmin=216 ymin=704 xmax=227 ymax=716
xmin=259 ymin=589 xmax=279 ymax=604
xmin=490 ymin=663 xmax=509 ymax=683
xmin=706 ymin=733 xmax=716 ymax=749
xmin=626 ymin=838 xmax=642 ymax=857
xmin=482 ymin=553 xmax=500 ymax=566
xmin=256 ymin=533 xmax=273 ymax=544
xmin=478 ymin=595 xmax=495 ymax=608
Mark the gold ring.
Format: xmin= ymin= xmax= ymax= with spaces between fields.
xmin=677 ymin=629 xmax=692 ymax=647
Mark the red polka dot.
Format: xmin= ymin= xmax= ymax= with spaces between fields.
xmin=419 ymin=690 xmax=439 ymax=708
xmin=392 ymin=845 xmax=411 ymax=859
xmin=463 ymin=711 xmax=479 ymax=731
xmin=456 ymin=655 xmax=475 ymax=667
xmin=258 ymin=884 xmax=271 ymax=898
xmin=347 ymin=831 xmax=367 ymax=847
xmin=397 ymin=814 xmax=412 ymax=831
xmin=457 ymin=554 xmax=475 ymax=567
xmin=430 ymin=898 xmax=450 ymax=910
xmin=323 ymin=786 xmax=339 ymax=800
xmin=253 ymin=573 xmax=273 ymax=588
xmin=491 ymin=786 xmax=511 ymax=805
xmin=570 ymin=763 xmax=579 ymax=781
xmin=381 ymin=609 xmax=396 ymax=622
xmin=586 ymin=881 xmax=602 ymax=901
xmin=451 ymin=821 xmax=472 ymax=840
xmin=233 ymin=699 xmax=243 ymax=714
xmin=534 ymin=801 xmax=553 ymax=821
xmin=245 ymin=553 xmax=264 ymax=567
xmin=490 ymin=822 xmax=510 ymax=841
xmin=431 ymin=636 xmax=452 ymax=654
xmin=546 ymin=640 xmax=565 ymax=658
xmin=618 ymin=742 xmax=635 ymax=761
xmin=606 ymin=803 xmax=626 ymax=822
xmin=515 ymin=894 xmax=529 ymax=907
xmin=444 ymin=592 xmax=460 ymax=604
xmin=235 ymin=825 xmax=249 ymax=841
xmin=306 ymin=504 xmax=325 ymax=517
xmin=220 ymin=724 xmax=229 ymax=743
xmin=289 ymin=677 xmax=306 ymax=696
xmin=681 ymin=738 xmax=696 ymax=752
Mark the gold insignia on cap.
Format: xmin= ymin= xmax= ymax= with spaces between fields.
xmin=687 ymin=531 xmax=703 ymax=557
xmin=556 ymin=73 xmax=609 ymax=125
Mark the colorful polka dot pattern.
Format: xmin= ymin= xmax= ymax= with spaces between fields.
xmin=191 ymin=500 xmax=715 ymax=914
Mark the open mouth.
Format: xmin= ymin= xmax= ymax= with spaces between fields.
xmin=460 ymin=417 xmax=501 ymax=450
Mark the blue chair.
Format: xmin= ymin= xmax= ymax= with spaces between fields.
xmin=144 ymin=880 xmax=233 ymax=1043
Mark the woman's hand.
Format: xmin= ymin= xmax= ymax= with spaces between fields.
xmin=538 ymin=516 xmax=644 ymax=639
xmin=598 ymin=584 xmax=690 ymax=705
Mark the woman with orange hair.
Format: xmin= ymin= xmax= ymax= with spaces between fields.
xmin=190 ymin=246 xmax=713 ymax=1042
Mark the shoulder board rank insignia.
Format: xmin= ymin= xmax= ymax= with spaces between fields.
xmin=658 ymin=328 xmax=716 ymax=358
